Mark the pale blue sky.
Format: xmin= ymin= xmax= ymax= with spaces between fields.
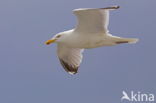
xmin=0 ymin=0 xmax=156 ymax=103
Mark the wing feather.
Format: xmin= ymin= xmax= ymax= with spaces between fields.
xmin=73 ymin=6 xmax=119 ymax=34
xmin=57 ymin=44 xmax=84 ymax=74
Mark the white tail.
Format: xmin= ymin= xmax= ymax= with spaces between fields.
xmin=112 ymin=37 xmax=139 ymax=44
xmin=126 ymin=38 xmax=139 ymax=44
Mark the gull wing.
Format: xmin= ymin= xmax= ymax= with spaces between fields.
xmin=57 ymin=44 xmax=84 ymax=74
xmin=73 ymin=6 xmax=119 ymax=34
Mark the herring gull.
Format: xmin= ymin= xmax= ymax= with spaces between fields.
xmin=45 ymin=6 xmax=138 ymax=74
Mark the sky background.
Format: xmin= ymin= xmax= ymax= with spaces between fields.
xmin=0 ymin=0 xmax=156 ymax=103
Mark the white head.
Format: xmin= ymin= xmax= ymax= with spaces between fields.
xmin=45 ymin=33 xmax=64 ymax=45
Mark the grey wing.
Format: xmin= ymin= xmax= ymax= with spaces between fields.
xmin=73 ymin=6 xmax=119 ymax=34
xmin=57 ymin=44 xmax=84 ymax=74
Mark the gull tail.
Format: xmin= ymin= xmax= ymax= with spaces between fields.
xmin=113 ymin=37 xmax=139 ymax=44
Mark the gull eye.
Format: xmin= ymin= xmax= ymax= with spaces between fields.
xmin=56 ymin=35 xmax=61 ymax=38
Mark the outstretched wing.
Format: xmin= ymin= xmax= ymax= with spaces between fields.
xmin=73 ymin=6 xmax=119 ymax=34
xmin=57 ymin=44 xmax=84 ymax=74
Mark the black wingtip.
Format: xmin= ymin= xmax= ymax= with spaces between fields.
xmin=100 ymin=5 xmax=120 ymax=10
xmin=115 ymin=5 xmax=120 ymax=9
xmin=68 ymin=71 xmax=78 ymax=75
xmin=59 ymin=59 xmax=79 ymax=75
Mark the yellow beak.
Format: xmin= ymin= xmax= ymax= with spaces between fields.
xmin=45 ymin=39 xmax=56 ymax=45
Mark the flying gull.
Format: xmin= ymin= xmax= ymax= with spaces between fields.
xmin=45 ymin=6 xmax=138 ymax=74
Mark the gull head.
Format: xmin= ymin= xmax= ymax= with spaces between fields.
xmin=45 ymin=34 xmax=64 ymax=45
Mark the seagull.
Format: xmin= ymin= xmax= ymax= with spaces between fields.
xmin=45 ymin=6 xmax=138 ymax=74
